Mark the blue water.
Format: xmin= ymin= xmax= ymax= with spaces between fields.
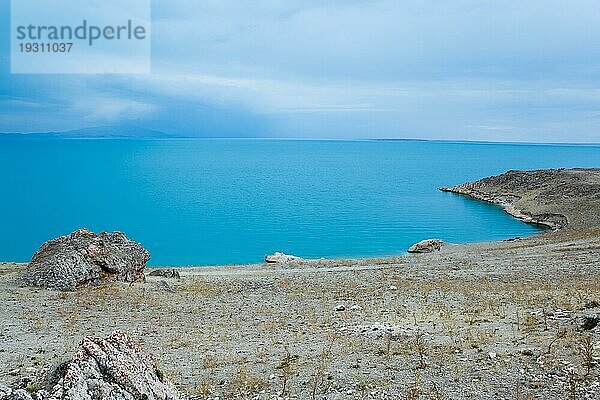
xmin=1 ymin=139 xmax=599 ymax=266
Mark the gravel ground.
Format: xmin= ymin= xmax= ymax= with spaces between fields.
xmin=1 ymin=229 xmax=599 ymax=399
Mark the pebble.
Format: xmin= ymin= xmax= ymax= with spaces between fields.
xmin=521 ymin=349 xmax=535 ymax=356
xmin=584 ymin=300 xmax=599 ymax=309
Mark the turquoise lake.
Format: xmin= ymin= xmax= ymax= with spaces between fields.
xmin=1 ymin=139 xmax=599 ymax=266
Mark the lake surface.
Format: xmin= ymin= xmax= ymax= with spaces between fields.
xmin=1 ymin=139 xmax=599 ymax=266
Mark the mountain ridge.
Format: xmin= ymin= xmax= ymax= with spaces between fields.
xmin=0 ymin=126 xmax=173 ymax=139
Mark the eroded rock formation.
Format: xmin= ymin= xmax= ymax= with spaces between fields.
xmin=22 ymin=229 xmax=149 ymax=291
xmin=0 ymin=332 xmax=184 ymax=400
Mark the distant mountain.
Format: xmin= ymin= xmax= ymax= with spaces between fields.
xmin=0 ymin=126 xmax=173 ymax=139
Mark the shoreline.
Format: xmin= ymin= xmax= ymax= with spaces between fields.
xmin=439 ymin=186 xmax=565 ymax=231
xmin=0 ymin=168 xmax=593 ymax=270
xmin=1 ymin=168 xmax=599 ymax=400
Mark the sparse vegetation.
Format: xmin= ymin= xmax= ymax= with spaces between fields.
xmin=276 ymin=345 xmax=297 ymax=397
xmin=578 ymin=335 xmax=595 ymax=376
xmin=1 ymin=227 xmax=599 ymax=399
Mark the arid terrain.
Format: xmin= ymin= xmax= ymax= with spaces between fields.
xmin=1 ymin=169 xmax=599 ymax=399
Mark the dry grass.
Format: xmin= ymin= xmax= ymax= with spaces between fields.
xmin=0 ymin=232 xmax=599 ymax=399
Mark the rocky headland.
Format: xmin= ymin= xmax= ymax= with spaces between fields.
xmin=440 ymin=168 xmax=600 ymax=230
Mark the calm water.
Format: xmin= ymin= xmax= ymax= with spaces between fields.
xmin=1 ymin=139 xmax=599 ymax=266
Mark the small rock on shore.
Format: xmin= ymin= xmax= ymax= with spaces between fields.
xmin=148 ymin=268 xmax=181 ymax=279
xmin=407 ymin=239 xmax=446 ymax=253
xmin=264 ymin=252 xmax=303 ymax=263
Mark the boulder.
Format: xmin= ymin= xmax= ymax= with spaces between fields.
xmin=407 ymin=239 xmax=446 ymax=254
xmin=264 ymin=252 xmax=302 ymax=264
xmin=45 ymin=331 xmax=183 ymax=400
xmin=0 ymin=332 xmax=186 ymax=400
xmin=22 ymin=229 xmax=149 ymax=291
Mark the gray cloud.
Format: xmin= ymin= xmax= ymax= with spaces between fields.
xmin=1 ymin=0 xmax=600 ymax=142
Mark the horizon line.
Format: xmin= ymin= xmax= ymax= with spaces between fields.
xmin=1 ymin=133 xmax=599 ymax=146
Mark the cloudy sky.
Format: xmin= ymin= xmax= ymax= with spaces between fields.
xmin=1 ymin=0 xmax=600 ymax=142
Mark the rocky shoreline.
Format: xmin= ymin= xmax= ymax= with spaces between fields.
xmin=1 ymin=168 xmax=599 ymax=400
xmin=440 ymin=168 xmax=600 ymax=231
xmin=439 ymin=185 xmax=568 ymax=230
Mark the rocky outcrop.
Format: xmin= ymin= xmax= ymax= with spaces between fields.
xmin=0 ymin=332 xmax=185 ymax=400
xmin=22 ymin=229 xmax=149 ymax=291
xmin=440 ymin=169 xmax=600 ymax=230
xmin=47 ymin=331 xmax=182 ymax=400
xmin=407 ymin=239 xmax=446 ymax=253
xmin=264 ymin=252 xmax=303 ymax=264
xmin=440 ymin=184 xmax=567 ymax=230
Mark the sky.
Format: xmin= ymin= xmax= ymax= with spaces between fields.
xmin=1 ymin=0 xmax=600 ymax=142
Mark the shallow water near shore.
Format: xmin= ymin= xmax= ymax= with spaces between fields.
xmin=1 ymin=139 xmax=599 ymax=265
